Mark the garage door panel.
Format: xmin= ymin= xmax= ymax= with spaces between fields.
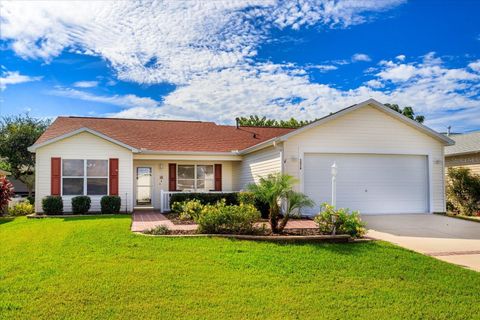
xmin=303 ymin=153 xmax=428 ymax=216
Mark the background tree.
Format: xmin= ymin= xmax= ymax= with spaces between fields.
xmin=237 ymin=115 xmax=315 ymax=128
xmin=0 ymin=114 xmax=50 ymax=196
xmin=384 ymin=103 xmax=425 ymax=123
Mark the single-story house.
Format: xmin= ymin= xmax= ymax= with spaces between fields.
xmin=28 ymin=99 xmax=454 ymax=216
xmin=445 ymin=131 xmax=480 ymax=176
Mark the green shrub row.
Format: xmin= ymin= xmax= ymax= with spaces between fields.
xmin=196 ymin=201 xmax=261 ymax=234
xmin=170 ymin=191 xmax=269 ymax=218
xmin=41 ymin=195 xmax=122 ymax=215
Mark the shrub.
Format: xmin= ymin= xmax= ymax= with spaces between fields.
xmin=314 ymin=203 xmax=366 ymax=238
xmin=26 ymin=196 xmax=35 ymax=205
xmin=0 ymin=177 xmax=14 ymax=214
xmin=237 ymin=191 xmax=256 ymax=205
xmin=9 ymin=201 xmax=35 ymax=216
xmin=196 ymin=200 xmax=261 ymax=234
xmin=145 ymin=225 xmax=170 ymax=235
xmin=71 ymin=196 xmax=91 ymax=214
xmin=42 ymin=196 xmax=63 ymax=215
xmin=170 ymin=192 xmax=238 ymax=206
xmin=446 ymin=167 xmax=480 ymax=216
xmin=237 ymin=191 xmax=270 ymax=219
xmin=100 ymin=196 xmax=121 ymax=214
xmin=172 ymin=199 xmax=204 ymax=220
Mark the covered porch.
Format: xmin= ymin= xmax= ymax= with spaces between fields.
xmin=133 ymin=153 xmax=241 ymax=212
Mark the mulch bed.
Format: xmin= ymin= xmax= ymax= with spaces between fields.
xmin=162 ymin=212 xmax=197 ymax=225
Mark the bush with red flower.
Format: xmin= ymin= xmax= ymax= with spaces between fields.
xmin=0 ymin=177 xmax=14 ymax=214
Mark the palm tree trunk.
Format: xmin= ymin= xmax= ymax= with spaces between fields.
xmin=278 ymin=215 xmax=289 ymax=233
xmin=269 ymin=206 xmax=279 ymax=233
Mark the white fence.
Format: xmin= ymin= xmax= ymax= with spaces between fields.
xmin=160 ymin=190 xmax=238 ymax=213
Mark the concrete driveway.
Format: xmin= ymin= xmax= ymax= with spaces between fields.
xmin=362 ymin=214 xmax=480 ymax=272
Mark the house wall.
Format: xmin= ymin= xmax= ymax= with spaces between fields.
xmin=133 ymin=159 xmax=236 ymax=209
xmin=233 ymin=146 xmax=282 ymax=190
xmin=282 ymin=105 xmax=446 ymax=213
xmin=445 ymin=153 xmax=480 ymax=176
xmin=34 ymin=132 xmax=134 ymax=213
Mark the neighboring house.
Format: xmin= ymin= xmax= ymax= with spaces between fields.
xmin=8 ymin=178 xmax=31 ymax=197
xmin=445 ymin=131 xmax=480 ymax=176
xmin=28 ymin=99 xmax=454 ymax=216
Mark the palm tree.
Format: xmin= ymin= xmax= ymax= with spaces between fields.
xmin=278 ymin=191 xmax=314 ymax=231
xmin=248 ymin=173 xmax=313 ymax=233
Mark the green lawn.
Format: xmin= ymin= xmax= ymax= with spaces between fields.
xmin=1 ymin=216 xmax=479 ymax=320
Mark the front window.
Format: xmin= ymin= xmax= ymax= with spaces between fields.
xmin=177 ymin=164 xmax=214 ymax=191
xmin=62 ymin=159 xmax=108 ymax=196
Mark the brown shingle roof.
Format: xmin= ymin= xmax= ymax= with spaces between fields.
xmin=35 ymin=117 xmax=296 ymax=153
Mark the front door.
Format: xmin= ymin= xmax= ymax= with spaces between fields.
xmin=136 ymin=167 xmax=152 ymax=206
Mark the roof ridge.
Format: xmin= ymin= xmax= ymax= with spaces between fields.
xmin=65 ymin=116 xmax=212 ymax=124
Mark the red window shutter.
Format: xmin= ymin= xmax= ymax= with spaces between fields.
xmin=109 ymin=158 xmax=119 ymax=195
xmin=51 ymin=157 xmax=61 ymax=195
xmin=168 ymin=163 xmax=177 ymax=191
xmin=214 ymin=164 xmax=222 ymax=191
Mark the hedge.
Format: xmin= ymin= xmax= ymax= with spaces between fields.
xmin=71 ymin=196 xmax=91 ymax=214
xmin=100 ymin=196 xmax=121 ymax=214
xmin=170 ymin=192 xmax=269 ymax=219
xmin=170 ymin=192 xmax=238 ymax=206
xmin=42 ymin=196 xmax=63 ymax=215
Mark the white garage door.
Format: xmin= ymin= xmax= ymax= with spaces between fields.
xmin=303 ymin=153 xmax=428 ymax=216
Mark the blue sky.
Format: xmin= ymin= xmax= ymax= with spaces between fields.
xmin=0 ymin=0 xmax=479 ymax=132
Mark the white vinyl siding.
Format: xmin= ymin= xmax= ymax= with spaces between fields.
xmin=282 ymin=105 xmax=446 ymax=213
xmin=234 ymin=146 xmax=282 ymax=190
xmin=35 ymin=131 xmax=133 ymax=213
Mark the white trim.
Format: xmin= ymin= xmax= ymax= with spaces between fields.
xmin=135 ymin=166 xmax=153 ymax=207
xmin=28 ymin=128 xmax=140 ymax=153
xmin=239 ymin=99 xmax=455 ymax=155
xmin=61 ymin=159 xmax=109 ymax=197
xmin=176 ymin=164 xmax=215 ymax=192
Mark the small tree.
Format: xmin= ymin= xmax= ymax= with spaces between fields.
xmin=237 ymin=116 xmax=315 ymax=128
xmin=446 ymin=167 xmax=480 ymax=216
xmin=279 ymin=191 xmax=314 ymax=231
xmin=248 ymin=173 xmax=313 ymax=233
xmin=0 ymin=114 xmax=50 ymax=196
xmin=0 ymin=177 xmax=14 ymax=214
xmin=384 ymin=103 xmax=425 ymax=123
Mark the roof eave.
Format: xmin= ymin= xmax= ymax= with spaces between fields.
xmin=28 ymin=127 xmax=140 ymax=153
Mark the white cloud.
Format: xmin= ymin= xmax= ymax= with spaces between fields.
xmin=352 ymin=53 xmax=371 ymax=62
xmin=365 ymin=79 xmax=384 ymax=88
xmin=73 ymin=81 xmax=98 ymax=88
xmin=48 ymin=87 xmax=159 ymax=109
xmin=468 ymin=60 xmax=480 ymax=73
xmin=311 ymin=64 xmax=338 ymax=72
xmin=1 ymin=0 xmax=404 ymax=84
xmin=3 ymin=1 xmax=479 ymax=132
xmin=377 ymin=64 xmax=417 ymax=81
xmin=114 ymin=56 xmax=480 ymax=132
xmin=0 ymin=70 xmax=42 ymax=90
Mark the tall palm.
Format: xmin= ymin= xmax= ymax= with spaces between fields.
xmin=278 ymin=191 xmax=315 ymax=231
xmin=248 ymin=173 xmax=299 ymax=233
